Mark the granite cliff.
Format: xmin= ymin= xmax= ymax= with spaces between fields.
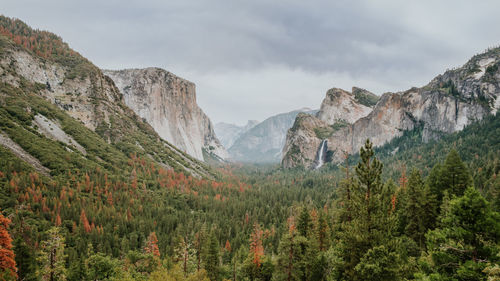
xmin=103 ymin=68 xmax=227 ymax=162
xmin=282 ymin=88 xmax=377 ymax=168
xmin=282 ymin=48 xmax=500 ymax=168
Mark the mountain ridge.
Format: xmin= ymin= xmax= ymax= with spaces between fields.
xmin=282 ymin=46 xmax=500 ymax=168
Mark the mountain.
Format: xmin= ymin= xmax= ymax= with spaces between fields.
xmin=229 ymin=108 xmax=317 ymax=163
xmin=282 ymin=88 xmax=378 ymax=168
xmin=282 ymin=47 xmax=500 ymax=169
xmin=215 ymin=120 xmax=259 ymax=148
xmin=103 ymin=68 xmax=227 ymax=162
xmin=0 ymin=15 xmax=213 ymax=177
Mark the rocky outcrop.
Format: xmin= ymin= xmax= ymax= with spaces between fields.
xmin=282 ymin=113 xmax=331 ymax=168
xmin=229 ymin=108 xmax=316 ymax=163
xmin=215 ymin=120 xmax=259 ymax=149
xmin=282 ymin=47 xmax=500 ymax=168
xmin=317 ymin=87 xmax=375 ymax=124
xmin=0 ymin=43 xmax=122 ymax=133
xmin=281 ymin=89 xmax=375 ymax=168
xmin=103 ymin=68 xmax=228 ymax=161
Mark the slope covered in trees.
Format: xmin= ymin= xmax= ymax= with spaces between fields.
xmin=2 ymin=133 xmax=499 ymax=280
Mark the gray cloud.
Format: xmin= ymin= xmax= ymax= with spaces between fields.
xmin=2 ymin=0 xmax=500 ymax=124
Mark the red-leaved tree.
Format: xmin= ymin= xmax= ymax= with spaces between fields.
xmin=0 ymin=212 xmax=17 ymax=279
xmin=145 ymin=232 xmax=160 ymax=257
xmin=249 ymin=224 xmax=264 ymax=268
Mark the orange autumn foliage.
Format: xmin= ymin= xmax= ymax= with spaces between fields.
xmin=249 ymin=224 xmax=264 ymax=268
xmin=145 ymin=232 xmax=160 ymax=257
xmin=55 ymin=213 xmax=62 ymax=226
xmin=80 ymin=209 xmax=91 ymax=233
xmin=0 ymin=213 xmax=17 ymax=278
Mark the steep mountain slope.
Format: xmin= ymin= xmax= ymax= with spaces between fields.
xmin=229 ymin=108 xmax=317 ymax=163
xmin=282 ymin=47 xmax=500 ymax=169
xmin=282 ymin=88 xmax=378 ymax=168
xmin=0 ymin=16 xmax=213 ymax=177
xmin=215 ymin=120 xmax=259 ymax=148
xmin=104 ymin=68 xmax=227 ymax=162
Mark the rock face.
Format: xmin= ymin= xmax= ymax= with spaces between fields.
xmin=0 ymin=16 xmax=213 ymax=177
xmin=317 ymin=87 xmax=374 ymax=124
xmin=282 ymin=47 xmax=500 ymax=168
xmin=0 ymin=43 xmax=122 ymax=133
xmin=282 ymin=113 xmax=331 ymax=168
xmin=229 ymin=108 xmax=317 ymax=163
xmin=215 ymin=120 xmax=259 ymax=149
xmin=103 ymin=68 xmax=228 ymax=161
xmin=282 ymin=89 xmax=377 ymax=168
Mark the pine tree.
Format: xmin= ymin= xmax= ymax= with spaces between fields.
xmin=173 ymin=235 xmax=195 ymax=275
xmin=440 ymin=149 xmax=472 ymax=197
xmin=316 ymin=211 xmax=329 ymax=252
xmin=404 ymin=169 xmax=437 ymax=249
xmin=80 ymin=209 xmax=91 ymax=233
xmin=354 ymin=245 xmax=400 ymax=280
xmin=0 ymin=212 xmax=17 ymax=280
xmin=243 ymin=223 xmax=275 ymax=281
xmin=13 ymin=236 xmax=36 ymax=281
xmin=195 ymin=225 xmax=208 ymax=272
xmin=424 ymin=186 xmax=500 ymax=280
xmin=145 ymin=232 xmax=160 ymax=258
xmin=297 ymin=207 xmax=312 ymax=237
xmin=203 ymin=230 xmax=220 ymax=281
xmin=427 ymin=162 xmax=443 ymax=202
xmin=38 ymin=227 xmax=67 ymax=281
xmin=249 ymin=223 xmax=264 ymax=268
xmin=338 ymin=153 xmax=354 ymax=224
xmin=275 ymin=217 xmax=306 ymax=281
xmin=337 ymin=139 xmax=399 ymax=280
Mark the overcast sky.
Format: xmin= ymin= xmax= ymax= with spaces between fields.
xmin=3 ymin=0 xmax=500 ymax=125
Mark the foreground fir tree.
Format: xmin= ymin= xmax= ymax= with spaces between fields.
xmin=421 ymin=186 xmax=500 ymax=280
xmin=335 ymin=140 xmax=409 ymax=280
xmin=440 ymin=149 xmax=472 ymax=198
xmin=428 ymin=149 xmax=472 ymax=205
xmin=403 ymin=169 xmax=437 ymax=249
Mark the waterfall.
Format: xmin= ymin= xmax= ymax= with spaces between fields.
xmin=314 ymin=140 xmax=328 ymax=169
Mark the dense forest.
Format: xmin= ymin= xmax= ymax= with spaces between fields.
xmin=1 ymin=129 xmax=499 ymax=280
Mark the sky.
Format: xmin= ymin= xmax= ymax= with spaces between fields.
xmin=3 ymin=0 xmax=500 ymax=125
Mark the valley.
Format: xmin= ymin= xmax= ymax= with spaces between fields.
xmin=0 ymin=13 xmax=499 ymax=281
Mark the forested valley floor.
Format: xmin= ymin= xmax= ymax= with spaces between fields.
xmin=1 ymin=112 xmax=499 ymax=280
